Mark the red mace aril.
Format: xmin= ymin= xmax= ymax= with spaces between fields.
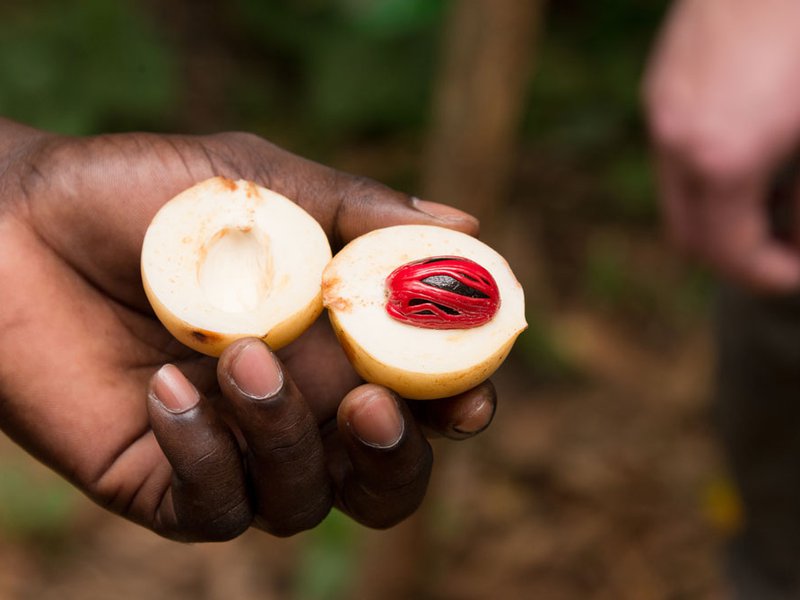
xmin=385 ymin=256 xmax=500 ymax=329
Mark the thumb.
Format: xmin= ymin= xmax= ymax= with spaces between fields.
xmin=326 ymin=179 xmax=480 ymax=247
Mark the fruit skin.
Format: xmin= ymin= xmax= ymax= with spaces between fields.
xmin=327 ymin=307 xmax=518 ymax=400
xmin=142 ymin=278 xmax=323 ymax=357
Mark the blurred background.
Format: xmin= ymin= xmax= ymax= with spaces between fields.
xmin=0 ymin=1 xmax=735 ymax=598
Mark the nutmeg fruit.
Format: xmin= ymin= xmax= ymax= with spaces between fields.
xmin=322 ymin=224 xmax=527 ymax=400
xmin=141 ymin=176 xmax=331 ymax=356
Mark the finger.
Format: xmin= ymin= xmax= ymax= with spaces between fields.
xmin=655 ymin=146 xmax=800 ymax=293
xmin=334 ymin=384 xmax=432 ymax=529
xmin=695 ymin=175 xmax=800 ymax=292
xmin=409 ymin=380 xmax=497 ymax=441
xmin=217 ymin=338 xmax=332 ymax=537
xmin=147 ymin=364 xmax=252 ymax=542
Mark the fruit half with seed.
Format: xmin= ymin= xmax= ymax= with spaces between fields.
xmin=322 ymin=224 xmax=527 ymax=400
xmin=141 ymin=176 xmax=331 ymax=356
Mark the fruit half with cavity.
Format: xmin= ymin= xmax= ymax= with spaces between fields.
xmin=322 ymin=224 xmax=527 ymax=400
xmin=141 ymin=176 xmax=331 ymax=356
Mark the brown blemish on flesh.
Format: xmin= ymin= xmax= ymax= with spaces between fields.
xmin=322 ymin=275 xmax=341 ymax=290
xmin=322 ymin=277 xmax=352 ymax=312
xmin=327 ymin=297 xmax=352 ymax=312
xmin=245 ymin=181 xmax=260 ymax=198
xmin=219 ymin=177 xmax=238 ymax=191
xmin=191 ymin=329 xmax=221 ymax=344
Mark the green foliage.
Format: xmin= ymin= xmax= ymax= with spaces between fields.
xmin=342 ymin=0 xmax=445 ymax=37
xmin=0 ymin=0 xmax=176 ymax=135
xmin=583 ymin=235 xmax=713 ymax=325
xmin=527 ymin=0 xmax=669 ymax=141
xmin=0 ymin=463 xmax=77 ymax=545
xmin=233 ymin=0 xmax=447 ymax=144
xmin=524 ymin=0 xmax=669 ymax=226
xmin=600 ymin=149 xmax=658 ymax=223
xmin=584 ymin=240 xmax=637 ymax=309
xmin=514 ymin=310 xmax=582 ymax=383
xmin=293 ymin=511 xmax=361 ymax=600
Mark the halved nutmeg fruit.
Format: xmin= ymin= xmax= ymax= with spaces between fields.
xmin=323 ymin=225 xmax=527 ymax=400
xmin=141 ymin=177 xmax=331 ymax=356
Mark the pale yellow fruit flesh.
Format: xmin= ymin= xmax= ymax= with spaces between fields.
xmin=141 ymin=177 xmax=331 ymax=356
xmin=322 ymin=225 xmax=527 ymax=400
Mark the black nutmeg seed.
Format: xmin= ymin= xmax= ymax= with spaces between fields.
xmin=421 ymin=275 xmax=490 ymax=299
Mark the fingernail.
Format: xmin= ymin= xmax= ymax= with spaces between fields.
xmin=151 ymin=364 xmax=199 ymax=414
xmin=412 ymin=197 xmax=479 ymax=226
xmin=350 ymin=394 xmax=404 ymax=449
xmin=452 ymin=397 xmax=495 ymax=436
xmin=231 ymin=340 xmax=283 ymax=399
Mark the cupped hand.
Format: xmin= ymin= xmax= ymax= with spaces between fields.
xmin=0 ymin=119 xmax=496 ymax=541
xmin=643 ymin=0 xmax=800 ymax=292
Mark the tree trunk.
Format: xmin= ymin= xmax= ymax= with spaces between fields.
xmin=422 ymin=0 xmax=545 ymax=227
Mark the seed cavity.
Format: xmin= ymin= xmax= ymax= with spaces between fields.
xmin=197 ymin=226 xmax=273 ymax=313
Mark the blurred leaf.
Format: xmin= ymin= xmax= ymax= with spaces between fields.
xmin=601 ymin=150 xmax=658 ymax=223
xmin=0 ymin=0 xmax=176 ymax=134
xmin=702 ymin=475 xmax=743 ymax=536
xmin=583 ymin=235 xmax=713 ymax=324
xmin=515 ymin=309 xmax=582 ymax=383
xmin=343 ymin=0 xmax=446 ymax=38
xmin=234 ymin=0 xmax=444 ymax=143
xmin=584 ymin=241 xmax=630 ymax=308
xmin=524 ymin=0 xmax=669 ymax=162
xmin=293 ymin=511 xmax=361 ymax=600
xmin=306 ymin=33 xmax=434 ymax=136
xmin=671 ymin=267 xmax=714 ymax=319
xmin=0 ymin=464 xmax=77 ymax=544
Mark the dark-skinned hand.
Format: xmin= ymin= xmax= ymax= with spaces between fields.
xmin=0 ymin=118 xmax=497 ymax=542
